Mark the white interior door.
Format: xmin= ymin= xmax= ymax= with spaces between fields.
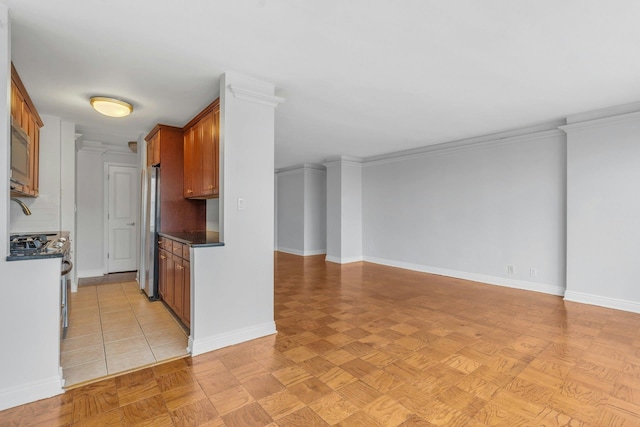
xmin=107 ymin=165 xmax=138 ymax=273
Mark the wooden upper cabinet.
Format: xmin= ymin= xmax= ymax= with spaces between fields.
xmin=146 ymin=131 xmax=161 ymax=167
xmin=145 ymin=124 xmax=206 ymax=233
xmin=10 ymin=63 xmax=43 ymax=198
xmin=183 ymin=99 xmax=220 ymax=199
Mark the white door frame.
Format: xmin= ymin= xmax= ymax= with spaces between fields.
xmin=103 ymin=162 xmax=140 ymax=275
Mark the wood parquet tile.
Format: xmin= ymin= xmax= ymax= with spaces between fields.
xmin=5 ymin=252 xmax=640 ymax=425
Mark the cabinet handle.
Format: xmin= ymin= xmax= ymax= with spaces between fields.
xmin=160 ymin=255 xmax=166 ymax=260
xmin=177 ymin=265 xmax=184 ymax=270
xmin=187 ymin=189 xmax=193 ymax=194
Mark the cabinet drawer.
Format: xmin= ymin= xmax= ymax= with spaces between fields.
xmin=158 ymin=237 xmax=169 ymax=250
xmin=172 ymin=241 xmax=185 ymax=257
xmin=182 ymin=245 xmax=190 ymax=261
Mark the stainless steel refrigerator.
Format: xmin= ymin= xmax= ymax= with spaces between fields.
xmin=141 ymin=165 xmax=160 ymax=300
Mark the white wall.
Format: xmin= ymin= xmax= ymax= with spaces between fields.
xmin=191 ymin=72 xmax=282 ymax=355
xmin=275 ymin=168 xmax=305 ymax=254
xmin=75 ymin=143 xmax=137 ymax=278
xmin=564 ymin=111 xmax=640 ymax=312
xmin=275 ymin=165 xmax=327 ymax=256
xmin=362 ymin=129 xmax=567 ymax=296
xmin=0 ymin=6 xmax=64 ymax=410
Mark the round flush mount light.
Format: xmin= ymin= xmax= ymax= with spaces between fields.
xmin=90 ymin=96 xmax=133 ymax=118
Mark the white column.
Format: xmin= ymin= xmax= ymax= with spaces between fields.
xmin=190 ymin=72 xmax=284 ymax=355
xmin=324 ymin=156 xmax=362 ymax=263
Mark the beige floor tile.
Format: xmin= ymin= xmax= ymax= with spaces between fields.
xmin=141 ymin=319 xmax=183 ymax=335
xmin=103 ymin=325 xmax=144 ymax=343
xmin=151 ymin=339 xmax=189 ymax=361
xmin=63 ymin=359 xmax=107 ymax=387
xmin=68 ymin=311 xmax=101 ymax=327
xmin=101 ymin=316 xmax=140 ymax=332
xmin=136 ymin=311 xmax=175 ymax=326
xmin=100 ymin=309 xmax=136 ymax=324
xmin=107 ymin=348 xmax=155 ymax=375
xmin=64 ymin=322 xmax=102 ymax=339
xmin=145 ymin=328 xmax=188 ymax=347
xmin=96 ymin=283 xmax=125 ymax=293
xmin=105 ymin=336 xmax=151 ymax=358
xmin=61 ymin=332 xmax=104 ymax=353
xmin=61 ymin=344 xmax=105 ymax=368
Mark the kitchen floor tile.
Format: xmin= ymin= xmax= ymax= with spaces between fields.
xmin=61 ymin=344 xmax=105 ymax=368
xmin=103 ymin=325 xmax=144 ymax=343
xmin=101 ymin=316 xmax=140 ymax=332
xmin=61 ymin=332 xmax=104 ymax=353
xmin=64 ymin=322 xmax=102 ymax=340
xmin=105 ymin=336 xmax=151 ymax=358
xmin=63 ymin=359 xmax=107 ymax=387
xmin=151 ymin=340 xmax=189 ymax=361
xmin=62 ymin=277 xmax=191 ymax=387
xmin=145 ymin=328 xmax=187 ymax=347
xmin=141 ymin=319 xmax=182 ymax=335
xmin=107 ymin=348 xmax=156 ymax=375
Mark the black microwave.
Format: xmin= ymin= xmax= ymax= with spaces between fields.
xmin=10 ymin=118 xmax=30 ymax=187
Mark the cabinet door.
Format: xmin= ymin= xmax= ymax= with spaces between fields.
xmin=158 ymin=249 xmax=169 ymax=299
xmin=192 ymin=121 xmax=204 ymax=197
xmin=10 ymin=81 xmax=19 ymax=122
xmin=183 ymin=128 xmax=195 ymax=197
xmin=173 ymin=256 xmax=184 ymax=319
xmin=183 ymin=259 xmax=191 ymax=328
xmin=27 ymin=114 xmax=39 ymax=196
xmin=165 ymin=251 xmax=175 ymax=308
xmin=201 ymin=111 xmax=216 ymax=196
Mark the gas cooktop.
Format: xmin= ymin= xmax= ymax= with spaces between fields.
xmin=9 ymin=233 xmax=68 ymax=256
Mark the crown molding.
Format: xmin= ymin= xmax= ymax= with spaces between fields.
xmin=559 ymin=110 xmax=640 ymax=133
xmin=228 ymin=85 xmax=285 ymax=108
xmin=323 ymin=155 xmax=363 ymax=168
xmin=76 ymin=139 xmax=136 ymax=155
xmin=362 ymin=126 xmax=565 ymax=167
xmin=566 ymin=101 xmax=640 ymax=124
xmin=275 ymin=163 xmax=325 ymax=175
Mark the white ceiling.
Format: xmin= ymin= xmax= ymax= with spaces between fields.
xmin=3 ymin=0 xmax=640 ymax=169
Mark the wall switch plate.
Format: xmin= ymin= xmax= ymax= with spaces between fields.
xmin=530 ymin=267 xmax=537 ymax=277
xmin=506 ymin=265 xmax=515 ymax=275
xmin=237 ymin=198 xmax=245 ymax=211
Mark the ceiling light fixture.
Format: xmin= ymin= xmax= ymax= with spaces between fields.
xmin=90 ymin=96 xmax=133 ymax=118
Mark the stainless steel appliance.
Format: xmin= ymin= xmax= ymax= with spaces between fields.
xmin=142 ymin=166 xmax=160 ymax=300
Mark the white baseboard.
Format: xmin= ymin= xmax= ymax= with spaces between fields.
xmin=564 ymin=290 xmax=640 ymax=314
xmin=0 ymin=375 xmax=64 ymax=411
xmin=363 ymin=256 xmax=566 ymax=296
xmin=277 ymin=247 xmax=326 ymax=256
xmin=190 ymin=322 xmax=277 ymax=357
xmin=325 ymin=255 xmax=364 ymax=264
xmin=77 ymin=269 xmax=104 ymax=279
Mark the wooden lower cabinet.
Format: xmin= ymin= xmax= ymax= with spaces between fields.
xmin=158 ymin=237 xmax=190 ymax=328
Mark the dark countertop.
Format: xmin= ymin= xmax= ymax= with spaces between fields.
xmin=158 ymin=230 xmax=224 ymax=248
xmin=7 ymin=231 xmax=70 ymax=261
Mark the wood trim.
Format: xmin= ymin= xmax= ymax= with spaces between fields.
xmin=183 ymin=98 xmax=219 ymax=130
xmin=11 ymin=63 xmax=43 ymax=127
xmin=144 ymin=124 xmax=183 ymax=142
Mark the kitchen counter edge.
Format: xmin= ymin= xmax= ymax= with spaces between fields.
xmin=158 ymin=231 xmax=224 ymax=248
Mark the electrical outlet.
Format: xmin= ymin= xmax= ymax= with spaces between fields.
xmin=506 ymin=265 xmax=514 ymax=275
xmin=530 ymin=267 xmax=537 ymax=277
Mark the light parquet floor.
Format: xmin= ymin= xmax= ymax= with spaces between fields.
xmin=3 ymin=252 xmax=640 ymax=426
